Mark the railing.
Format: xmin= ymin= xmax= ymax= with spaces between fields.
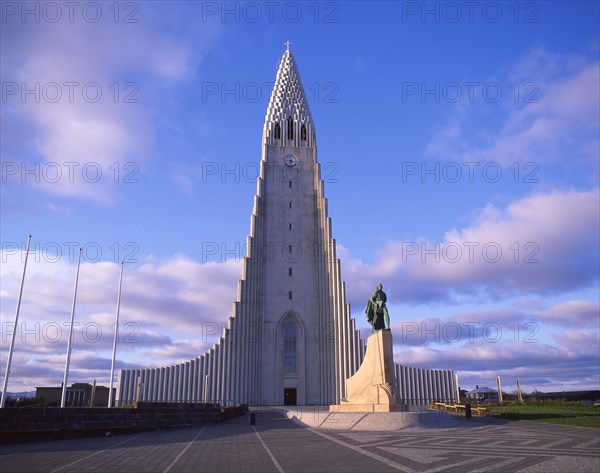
xmin=432 ymin=402 xmax=488 ymax=416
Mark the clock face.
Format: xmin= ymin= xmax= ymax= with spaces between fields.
xmin=283 ymin=154 xmax=297 ymax=167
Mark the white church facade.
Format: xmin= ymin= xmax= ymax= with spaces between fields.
xmin=117 ymin=47 xmax=457 ymax=407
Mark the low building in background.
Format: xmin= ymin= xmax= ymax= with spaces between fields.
xmin=536 ymin=390 xmax=600 ymax=403
xmin=35 ymin=383 xmax=115 ymax=407
xmin=467 ymin=385 xmax=498 ymax=402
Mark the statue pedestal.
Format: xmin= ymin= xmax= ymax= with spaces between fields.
xmin=330 ymin=329 xmax=401 ymax=413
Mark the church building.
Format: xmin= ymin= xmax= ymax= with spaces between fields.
xmin=117 ymin=46 xmax=457 ymax=407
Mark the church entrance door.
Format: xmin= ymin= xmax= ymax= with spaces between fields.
xmin=284 ymin=388 xmax=297 ymax=405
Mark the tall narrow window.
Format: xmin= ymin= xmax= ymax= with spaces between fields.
xmin=300 ymin=124 xmax=307 ymax=141
xmin=287 ymin=116 xmax=294 ymax=140
xmin=289 ymin=201 xmax=292 ymax=209
xmin=289 ymin=180 xmax=292 ymax=188
xmin=288 ymin=291 xmax=293 ymax=300
xmin=283 ymin=322 xmax=297 ymax=373
xmin=289 ymin=223 xmax=292 ymax=230
xmin=289 ymin=267 xmax=292 ymax=276
xmin=274 ymin=123 xmax=281 ymax=139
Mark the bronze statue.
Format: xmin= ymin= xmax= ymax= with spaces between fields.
xmin=365 ymin=283 xmax=390 ymax=331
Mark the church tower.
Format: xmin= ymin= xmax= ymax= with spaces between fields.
xmin=116 ymin=46 xmax=458 ymax=407
xmin=251 ymin=45 xmax=365 ymax=405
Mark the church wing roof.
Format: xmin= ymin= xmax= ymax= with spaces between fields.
xmin=468 ymin=386 xmax=497 ymax=393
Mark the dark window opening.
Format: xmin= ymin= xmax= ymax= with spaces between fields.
xmin=288 ymin=291 xmax=293 ymax=300
xmin=287 ymin=116 xmax=294 ymax=140
xmin=289 ymin=201 xmax=292 ymax=209
xmin=288 ymin=245 xmax=292 ymax=253
xmin=283 ymin=323 xmax=297 ymax=373
xmin=289 ymin=180 xmax=292 ymax=188
xmin=274 ymin=123 xmax=281 ymax=139
xmin=300 ymin=124 xmax=307 ymax=141
xmin=289 ymin=223 xmax=292 ymax=230
xmin=289 ymin=267 xmax=292 ymax=276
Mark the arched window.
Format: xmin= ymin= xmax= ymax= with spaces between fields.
xmin=274 ymin=123 xmax=281 ymax=139
xmin=300 ymin=124 xmax=307 ymax=141
xmin=283 ymin=322 xmax=297 ymax=373
xmin=287 ymin=116 xmax=294 ymax=140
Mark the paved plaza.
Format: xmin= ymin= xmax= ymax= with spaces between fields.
xmin=1 ymin=410 xmax=599 ymax=473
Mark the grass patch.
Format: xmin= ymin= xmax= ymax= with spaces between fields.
xmin=485 ymin=401 xmax=600 ymax=428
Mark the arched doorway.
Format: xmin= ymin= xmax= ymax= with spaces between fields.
xmin=277 ymin=311 xmax=305 ymax=405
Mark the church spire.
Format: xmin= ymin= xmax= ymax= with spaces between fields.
xmin=263 ymin=44 xmax=315 ymax=147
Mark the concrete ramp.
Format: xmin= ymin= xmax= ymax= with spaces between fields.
xmin=285 ymin=407 xmax=458 ymax=431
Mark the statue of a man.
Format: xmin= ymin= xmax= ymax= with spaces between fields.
xmin=365 ymin=283 xmax=390 ymax=331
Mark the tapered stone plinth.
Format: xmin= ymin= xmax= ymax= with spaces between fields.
xmin=330 ymin=328 xmax=401 ymax=412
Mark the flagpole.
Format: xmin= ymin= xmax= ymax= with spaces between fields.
xmin=497 ymin=375 xmax=503 ymax=403
xmin=1 ymin=235 xmax=32 ymax=408
xmin=108 ymin=261 xmax=124 ymax=408
xmin=60 ymin=248 xmax=83 ymax=408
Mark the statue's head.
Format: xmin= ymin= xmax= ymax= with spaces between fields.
xmin=377 ymin=283 xmax=382 ymax=290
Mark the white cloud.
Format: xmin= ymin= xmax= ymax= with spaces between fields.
xmin=343 ymin=188 xmax=599 ymax=306
xmin=390 ymin=299 xmax=599 ymax=350
xmin=425 ymin=48 xmax=599 ymax=169
xmin=396 ymin=335 xmax=599 ymax=392
xmin=0 ymin=5 xmax=222 ymax=204
xmin=1 ymin=251 xmax=239 ymax=391
xmin=539 ymin=300 xmax=600 ymax=328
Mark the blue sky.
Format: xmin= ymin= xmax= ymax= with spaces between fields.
xmin=1 ymin=1 xmax=599 ymax=395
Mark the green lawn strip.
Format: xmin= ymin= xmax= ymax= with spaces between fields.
xmin=533 ymin=416 xmax=600 ymax=428
xmin=486 ymin=402 xmax=600 ymax=428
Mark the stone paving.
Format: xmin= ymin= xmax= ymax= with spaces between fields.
xmin=1 ymin=410 xmax=598 ymax=472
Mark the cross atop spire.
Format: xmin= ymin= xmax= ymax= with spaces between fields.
xmin=284 ymin=40 xmax=292 ymax=51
